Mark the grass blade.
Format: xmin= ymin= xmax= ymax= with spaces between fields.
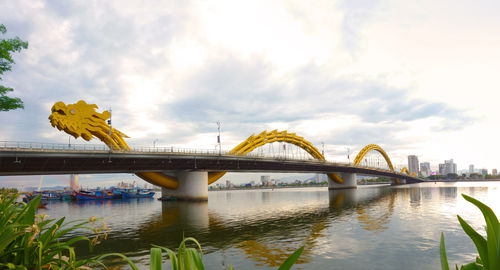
xmin=150 ymin=247 xmax=163 ymax=270
xmin=462 ymin=194 xmax=499 ymax=240
xmin=440 ymin=233 xmax=450 ymax=270
xmin=277 ymin=246 xmax=304 ymax=270
xmin=457 ymin=215 xmax=488 ymax=267
xmin=460 ymin=261 xmax=483 ymax=270
xmin=94 ymin=253 xmax=139 ymax=270
xmin=486 ymin=225 xmax=499 ymax=270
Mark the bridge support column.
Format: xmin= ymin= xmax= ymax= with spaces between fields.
xmin=160 ymin=171 xmax=208 ymax=201
xmin=392 ymin=178 xmax=406 ymax=185
xmin=328 ymin=173 xmax=357 ymax=189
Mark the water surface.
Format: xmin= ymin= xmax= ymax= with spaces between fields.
xmin=39 ymin=182 xmax=500 ymax=269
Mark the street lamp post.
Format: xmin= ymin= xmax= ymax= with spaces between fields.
xmin=216 ymin=121 xmax=221 ymax=155
xmin=347 ymin=147 xmax=350 ymax=164
xmin=153 ymin=139 xmax=159 ymax=150
xmin=107 ymin=108 xmax=112 ymax=150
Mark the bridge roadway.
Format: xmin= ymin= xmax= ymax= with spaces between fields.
xmin=0 ymin=148 xmax=422 ymax=184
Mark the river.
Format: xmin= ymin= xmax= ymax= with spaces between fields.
xmin=38 ymin=181 xmax=500 ymax=269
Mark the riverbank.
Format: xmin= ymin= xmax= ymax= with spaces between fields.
xmin=209 ymin=181 xmax=392 ymax=192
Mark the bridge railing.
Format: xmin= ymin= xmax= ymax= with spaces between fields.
xmin=0 ymin=141 xmax=324 ymax=161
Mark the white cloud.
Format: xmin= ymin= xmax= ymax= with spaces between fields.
xmin=1 ymin=0 xmax=499 ymax=187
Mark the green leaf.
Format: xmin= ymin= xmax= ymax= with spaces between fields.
xmin=486 ymin=225 xmax=499 ymax=270
xmin=18 ymin=194 xmax=40 ymax=225
xmin=0 ymin=227 xmax=22 ymax=254
xmin=186 ymin=248 xmax=205 ymax=270
xmin=150 ymin=247 xmax=163 ymax=270
xmin=277 ymin=246 xmax=304 ymax=270
xmin=457 ymin=215 xmax=489 ymax=267
xmin=440 ymin=233 xmax=450 ymax=270
xmin=462 ymin=194 xmax=499 ymax=241
xmin=154 ymin=246 xmax=179 ymax=270
xmin=460 ymin=261 xmax=483 ymax=270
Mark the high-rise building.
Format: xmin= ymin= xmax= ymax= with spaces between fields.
xmin=481 ymin=169 xmax=488 ymax=176
xmin=420 ymin=162 xmax=431 ymax=177
xmin=439 ymin=159 xmax=457 ymax=175
xmin=439 ymin=164 xmax=445 ymax=175
xmin=469 ymin=164 xmax=474 ymax=174
xmin=492 ymin=169 xmax=497 ymax=176
xmin=408 ymin=155 xmax=419 ymax=175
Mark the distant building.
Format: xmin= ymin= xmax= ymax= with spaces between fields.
xmin=439 ymin=159 xmax=457 ymax=175
xmin=261 ymin=175 xmax=270 ymax=186
xmin=408 ymin=155 xmax=419 ymax=175
xmin=492 ymin=169 xmax=497 ymax=176
xmin=469 ymin=164 xmax=474 ymax=174
xmin=420 ymin=162 xmax=431 ymax=177
xmin=226 ymin=180 xmax=233 ymax=188
xmin=481 ymin=169 xmax=488 ymax=176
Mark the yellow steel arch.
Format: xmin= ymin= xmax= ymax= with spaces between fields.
xmin=208 ymin=130 xmax=345 ymax=184
xmin=353 ymin=144 xmax=394 ymax=170
xmin=353 ymin=144 xmax=415 ymax=184
xmin=400 ymin=167 xmax=417 ymax=177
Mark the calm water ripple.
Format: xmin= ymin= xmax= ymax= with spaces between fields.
xmin=38 ymin=181 xmax=500 ymax=269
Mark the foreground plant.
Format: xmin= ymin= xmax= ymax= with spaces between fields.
xmin=0 ymin=192 xmax=126 ymax=269
xmin=147 ymin=237 xmax=304 ymax=270
xmin=440 ymin=194 xmax=500 ymax=270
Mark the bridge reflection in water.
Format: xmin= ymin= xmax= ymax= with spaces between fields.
xmin=59 ymin=187 xmax=398 ymax=268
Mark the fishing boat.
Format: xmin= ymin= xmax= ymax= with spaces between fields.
xmin=121 ymin=189 xmax=155 ymax=199
xmin=74 ymin=189 xmax=114 ymax=200
xmin=22 ymin=195 xmax=49 ymax=208
xmin=23 ymin=191 xmax=61 ymax=201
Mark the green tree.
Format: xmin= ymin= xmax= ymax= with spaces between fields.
xmin=0 ymin=24 xmax=28 ymax=111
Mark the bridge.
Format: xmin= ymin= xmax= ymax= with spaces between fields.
xmin=0 ymin=100 xmax=424 ymax=200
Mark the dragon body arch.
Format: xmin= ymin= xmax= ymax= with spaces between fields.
xmin=208 ymin=130 xmax=344 ymax=184
xmin=353 ymin=144 xmax=416 ymax=182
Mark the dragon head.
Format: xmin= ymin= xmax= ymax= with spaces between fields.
xmin=48 ymin=100 xmax=128 ymax=150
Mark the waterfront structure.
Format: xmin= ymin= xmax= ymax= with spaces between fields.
xmin=408 ymin=155 xmax=419 ymax=175
xmin=0 ymin=100 xmax=423 ymax=201
xmin=439 ymin=159 xmax=457 ymax=175
xmin=420 ymin=162 xmax=430 ymax=177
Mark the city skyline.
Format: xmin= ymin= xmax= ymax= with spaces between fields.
xmin=2 ymin=0 xmax=500 ymax=187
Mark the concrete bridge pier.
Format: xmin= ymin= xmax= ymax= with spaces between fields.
xmin=328 ymin=173 xmax=357 ymax=189
xmin=160 ymin=171 xmax=208 ymax=201
xmin=392 ymin=178 xmax=407 ymax=185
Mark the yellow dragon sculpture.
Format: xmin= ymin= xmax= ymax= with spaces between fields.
xmin=49 ymin=100 xmax=130 ymax=151
xmin=49 ymin=100 xmax=179 ymax=189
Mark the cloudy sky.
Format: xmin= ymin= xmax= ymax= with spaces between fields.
xmin=1 ymin=0 xmax=499 ymax=188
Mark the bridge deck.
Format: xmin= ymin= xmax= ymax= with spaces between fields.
xmin=0 ymin=148 xmax=423 ymax=183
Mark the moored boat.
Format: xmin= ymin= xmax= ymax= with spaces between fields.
xmin=74 ymin=190 xmax=114 ymax=200
xmin=121 ymin=189 xmax=155 ymax=199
